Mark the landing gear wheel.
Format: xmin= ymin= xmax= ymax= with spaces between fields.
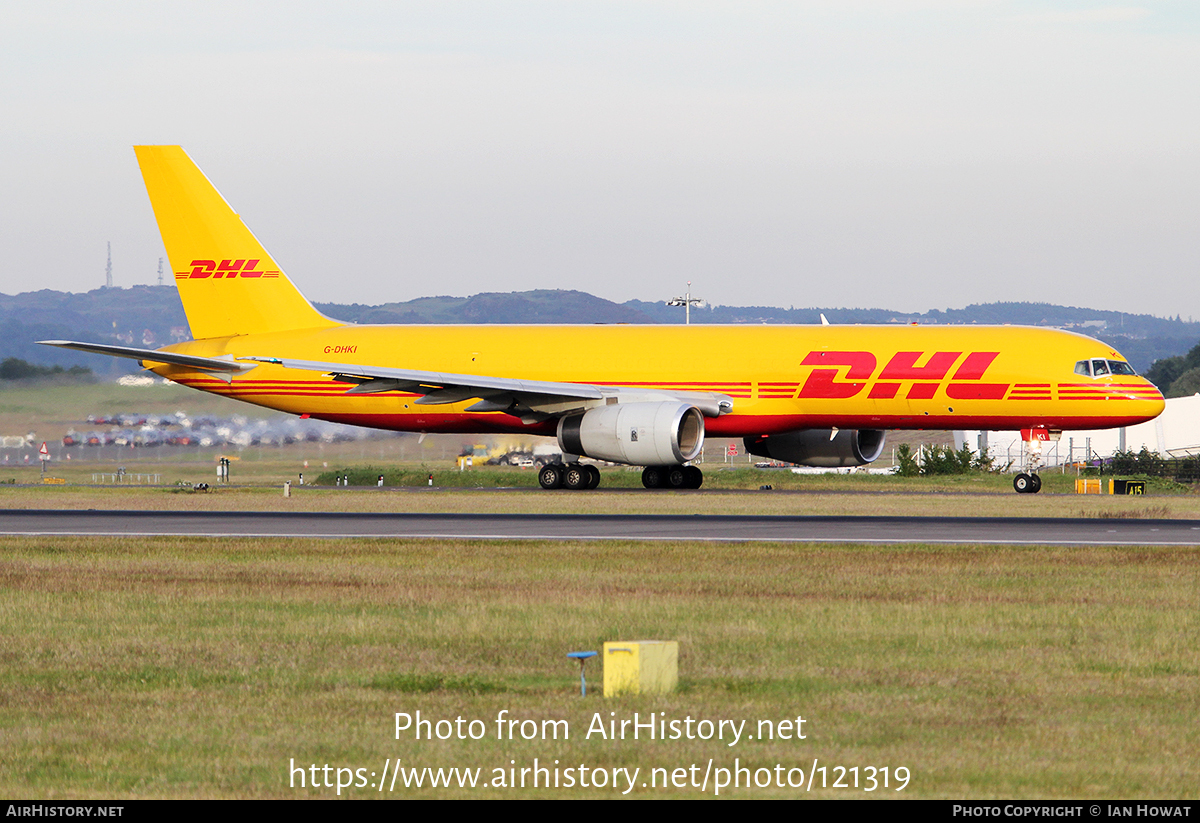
xmin=538 ymin=464 xmax=564 ymax=490
xmin=563 ymin=464 xmax=588 ymax=490
xmin=642 ymin=466 xmax=665 ymax=489
xmin=667 ymin=466 xmax=687 ymax=488
xmin=1029 ymin=474 xmax=1042 ymax=494
xmin=584 ymin=465 xmax=601 ymax=490
xmin=683 ymin=465 xmax=703 ymax=489
xmin=1013 ymin=473 xmax=1032 ymax=494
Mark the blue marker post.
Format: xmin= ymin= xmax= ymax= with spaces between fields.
xmin=567 ymin=651 xmax=598 ymax=696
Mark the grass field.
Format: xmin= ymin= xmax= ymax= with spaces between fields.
xmin=2 ymin=536 xmax=1196 ymax=799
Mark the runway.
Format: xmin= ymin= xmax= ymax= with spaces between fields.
xmin=2 ymin=509 xmax=1200 ymax=545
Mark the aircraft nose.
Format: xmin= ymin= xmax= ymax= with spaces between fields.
xmin=1129 ymin=381 xmax=1165 ymax=422
xmin=1146 ymin=391 xmax=1166 ymax=418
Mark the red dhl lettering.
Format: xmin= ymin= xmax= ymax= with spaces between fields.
xmin=879 ymin=351 xmax=961 ymax=380
xmin=186 ymin=259 xmax=214 ymax=278
xmin=907 ymin=383 xmax=939 ymax=400
xmin=796 ymin=350 xmax=1008 ymax=400
xmin=798 ymin=351 xmax=876 ymax=399
xmin=323 ymin=345 xmax=358 ymax=354
xmin=214 ymin=259 xmax=263 ymax=278
xmin=215 ymin=259 xmax=244 ymax=278
xmin=176 ymin=259 xmax=278 ymax=279
xmin=953 ymin=352 xmax=999 ymax=380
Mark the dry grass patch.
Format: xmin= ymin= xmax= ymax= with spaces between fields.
xmin=1084 ymin=505 xmax=1174 ymax=519
xmin=4 ymin=483 xmax=1200 ymax=520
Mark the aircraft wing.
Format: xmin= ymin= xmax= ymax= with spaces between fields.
xmin=38 ymin=340 xmax=257 ymax=378
xmin=239 ymin=355 xmax=733 ymax=421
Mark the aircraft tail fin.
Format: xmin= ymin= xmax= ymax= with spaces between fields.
xmin=134 ymin=146 xmax=339 ymax=339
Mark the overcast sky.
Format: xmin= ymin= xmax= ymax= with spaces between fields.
xmin=2 ymin=1 xmax=1198 ymax=317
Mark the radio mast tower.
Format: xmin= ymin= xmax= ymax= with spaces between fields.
xmin=157 ymin=258 xmax=164 ymax=286
xmin=105 ymin=242 xmax=113 ymax=288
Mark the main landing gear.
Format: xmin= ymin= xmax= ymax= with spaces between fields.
xmin=536 ymin=463 xmax=706 ymax=490
xmin=641 ymin=465 xmax=703 ymax=490
xmin=1013 ymin=473 xmax=1042 ymax=494
xmin=538 ymin=463 xmax=601 ymax=490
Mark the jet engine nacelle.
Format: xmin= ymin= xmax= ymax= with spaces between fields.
xmin=558 ymin=401 xmax=705 ymax=466
xmin=743 ymin=429 xmax=886 ymax=467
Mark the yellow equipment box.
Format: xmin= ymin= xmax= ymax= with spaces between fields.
xmin=603 ymin=640 xmax=678 ymax=697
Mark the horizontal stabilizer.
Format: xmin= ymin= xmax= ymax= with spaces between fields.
xmin=38 ymin=340 xmax=258 ymax=375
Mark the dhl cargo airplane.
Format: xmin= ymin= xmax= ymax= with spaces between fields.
xmin=42 ymin=146 xmax=1165 ymax=493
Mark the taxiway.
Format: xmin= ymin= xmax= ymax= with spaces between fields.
xmin=2 ymin=510 xmax=1199 ymax=545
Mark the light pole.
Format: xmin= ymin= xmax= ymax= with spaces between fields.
xmin=667 ymin=281 xmax=704 ymax=324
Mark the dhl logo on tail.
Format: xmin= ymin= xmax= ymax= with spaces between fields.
xmin=175 ymin=259 xmax=281 ymax=279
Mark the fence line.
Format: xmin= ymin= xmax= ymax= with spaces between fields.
xmin=92 ymin=473 xmax=161 ymax=484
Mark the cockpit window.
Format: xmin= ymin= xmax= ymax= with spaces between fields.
xmin=1076 ymin=359 xmax=1138 ymax=378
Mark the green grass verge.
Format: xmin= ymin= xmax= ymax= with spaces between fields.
xmin=237 ymin=463 xmax=1200 ymax=494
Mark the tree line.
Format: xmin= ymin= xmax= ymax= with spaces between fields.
xmin=1143 ymin=340 xmax=1200 ymax=397
xmin=0 ymin=358 xmax=92 ymax=381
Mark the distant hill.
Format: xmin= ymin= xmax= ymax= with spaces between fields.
xmin=626 ymin=299 xmax=1200 ymax=374
xmin=316 ymin=290 xmax=651 ymax=325
xmin=626 ymin=298 xmax=1192 ymax=335
xmin=0 ymin=286 xmax=188 ymax=376
xmin=1 ymin=287 xmax=1194 ymax=375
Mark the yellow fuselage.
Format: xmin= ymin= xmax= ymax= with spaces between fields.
xmin=152 ymin=323 xmax=1165 ymax=438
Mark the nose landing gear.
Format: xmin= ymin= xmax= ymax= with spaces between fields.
xmin=1013 ymin=472 xmax=1042 ymax=494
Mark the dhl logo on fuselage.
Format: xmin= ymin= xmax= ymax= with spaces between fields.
xmin=174 ymin=259 xmax=281 ymax=279
xmin=798 ymin=350 xmax=1006 ymax=400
